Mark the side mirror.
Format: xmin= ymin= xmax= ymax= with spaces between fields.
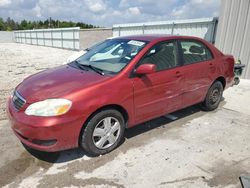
xmin=135 ymin=64 xmax=156 ymax=75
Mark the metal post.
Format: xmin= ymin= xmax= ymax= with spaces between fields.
xmin=118 ymin=26 xmax=121 ymax=36
xmin=30 ymin=31 xmax=33 ymax=45
xmin=25 ymin=32 xmax=27 ymax=44
xmin=211 ymin=17 xmax=218 ymax=44
xmin=43 ymin=30 xmax=45 ymax=46
xmin=51 ymin=30 xmax=53 ymax=47
xmin=61 ymin=29 xmax=63 ymax=48
xmin=36 ymin=30 xmax=38 ymax=45
xmin=142 ymin=24 xmax=145 ymax=34
xmin=171 ymin=22 xmax=175 ymax=35
xmin=73 ymin=29 xmax=75 ymax=50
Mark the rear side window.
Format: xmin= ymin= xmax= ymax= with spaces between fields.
xmin=180 ymin=40 xmax=213 ymax=65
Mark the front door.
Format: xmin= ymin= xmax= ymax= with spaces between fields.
xmin=132 ymin=40 xmax=184 ymax=124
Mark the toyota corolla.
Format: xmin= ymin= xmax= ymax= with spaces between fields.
xmin=7 ymin=35 xmax=236 ymax=156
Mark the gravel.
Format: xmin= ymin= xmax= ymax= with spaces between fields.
xmin=0 ymin=43 xmax=74 ymax=120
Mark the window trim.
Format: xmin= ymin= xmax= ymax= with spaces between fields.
xmin=130 ymin=39 xmax=182 ymax=77
xmin=178 ymin=39 xmax=214 ymax=66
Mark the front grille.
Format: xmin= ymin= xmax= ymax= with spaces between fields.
xmin=12 ymin=91 xmax=26 ymax=110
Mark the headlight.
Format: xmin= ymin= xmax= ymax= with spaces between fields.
xmin=25 ymin=99 xmax=72 ymax=117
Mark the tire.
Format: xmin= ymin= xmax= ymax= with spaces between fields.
xmin=80 ymin=109 xmax=125 ymax=156
xmin=201 ymin=81 xmax=223 ymax=111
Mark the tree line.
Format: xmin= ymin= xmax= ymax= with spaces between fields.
xmin=0 ymin=17 xmax=98 ymax=31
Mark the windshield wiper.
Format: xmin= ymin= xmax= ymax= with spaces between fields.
xmin=79 ymin=63 xmax=104 ymax=75
xmin=73 ymin=60 xmax=104 ymax=75
xmin=73 ymin=60 xmax=89 ymax=71
xmin=87 ymin=65 xmax=105 ymax=75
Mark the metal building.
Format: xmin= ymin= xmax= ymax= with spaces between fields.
xmin=215 ymin=0 xmax=250 ymax=79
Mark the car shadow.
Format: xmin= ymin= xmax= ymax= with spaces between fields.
xmin=125 ymin=104 xmax=202 ymax=139
xmin=24 ymin=103 xmax=211 ymax=163
xmin=23 ymin=144 xmax=86 ymax=163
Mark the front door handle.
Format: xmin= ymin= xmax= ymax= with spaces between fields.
xmin=176 ymin=71 xmax=182 ymax=78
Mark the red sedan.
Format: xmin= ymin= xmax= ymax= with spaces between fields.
xmin=7 ymin=35 xmax=235 ymax=156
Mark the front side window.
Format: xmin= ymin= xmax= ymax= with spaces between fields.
xmin=138 ymin=41 xmax=178 ymax=71
xmin=180 ymin=40 xmax=213 ymax=65
xmin=75 ymin=39 xmax=147 ymax=74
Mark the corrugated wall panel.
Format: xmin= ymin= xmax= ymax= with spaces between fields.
xmin=240 ymin=6 xmax=250 ymax=78
xmin=113 ymin=18 xmax=218 ymax=43
xmin=222 ymin=0 xmax=236 ymax=53
xmin=216 ymin=0 xmax=250 ymax=79
xmin=216 ymin=0 xmax=231 ymax=50
xmin=14 ymin=27 xmax=80 ymax=50
xmin=230 ymin=0 xmax=244 ymax=56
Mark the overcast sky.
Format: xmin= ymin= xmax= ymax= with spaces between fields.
xmin=0 ymin=0 xmax=221 ymax=26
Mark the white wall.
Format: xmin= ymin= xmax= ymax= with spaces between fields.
xmin=14 ymin=27 xmax=80 ymax=50
xmin=113 ymin=18 xmax=218 ymax=44
xmin=215 ymin=0 xmax=250 ymax=79
xmin=0 ymin=31 xmax=14 ymax=43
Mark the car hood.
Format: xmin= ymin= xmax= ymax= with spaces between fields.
xmin=16 ymin=65 xmax=110 ymax=103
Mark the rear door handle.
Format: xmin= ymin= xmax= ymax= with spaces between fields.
xmin=209 ymin=63 xmax=215 ymax=68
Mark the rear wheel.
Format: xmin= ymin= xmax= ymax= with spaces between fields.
xmin=201 ymin=81 xmax=223 ymax=111
xmin=80 ymin=109 xmax=125 ymax=156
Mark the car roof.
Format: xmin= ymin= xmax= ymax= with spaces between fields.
xmin=114 ymin=34 xmax=204 ymax=42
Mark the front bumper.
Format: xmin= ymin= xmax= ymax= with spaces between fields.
xmin=7 ymin=97 xmax=85 ymax=152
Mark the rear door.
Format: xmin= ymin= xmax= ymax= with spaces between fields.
xmin=178 ymin=40 xmax=215 ymax=108
xmin=132 ymin=40 xmax=184 ymax=124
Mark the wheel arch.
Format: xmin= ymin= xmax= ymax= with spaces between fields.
xmin=214 ymin=76 xmax=226 ymax=89
xmin=94 ymin=104 xmax=129 ymax=125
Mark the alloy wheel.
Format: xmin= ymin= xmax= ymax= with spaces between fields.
xmin=92 ymin=117 xmax=121 ymax=149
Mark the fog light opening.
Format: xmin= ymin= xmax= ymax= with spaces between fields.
xmin=32 ymin=139 xmax=57 ymax=146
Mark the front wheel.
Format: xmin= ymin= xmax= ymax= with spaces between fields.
xmin=201 ymin=81 xmax=223 ymax=111
xmin=80 ymin=109 xmax=125 ymax=156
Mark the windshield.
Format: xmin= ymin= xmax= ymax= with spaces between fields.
xmin=75 ymin=39 xmax=147 ymax=74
